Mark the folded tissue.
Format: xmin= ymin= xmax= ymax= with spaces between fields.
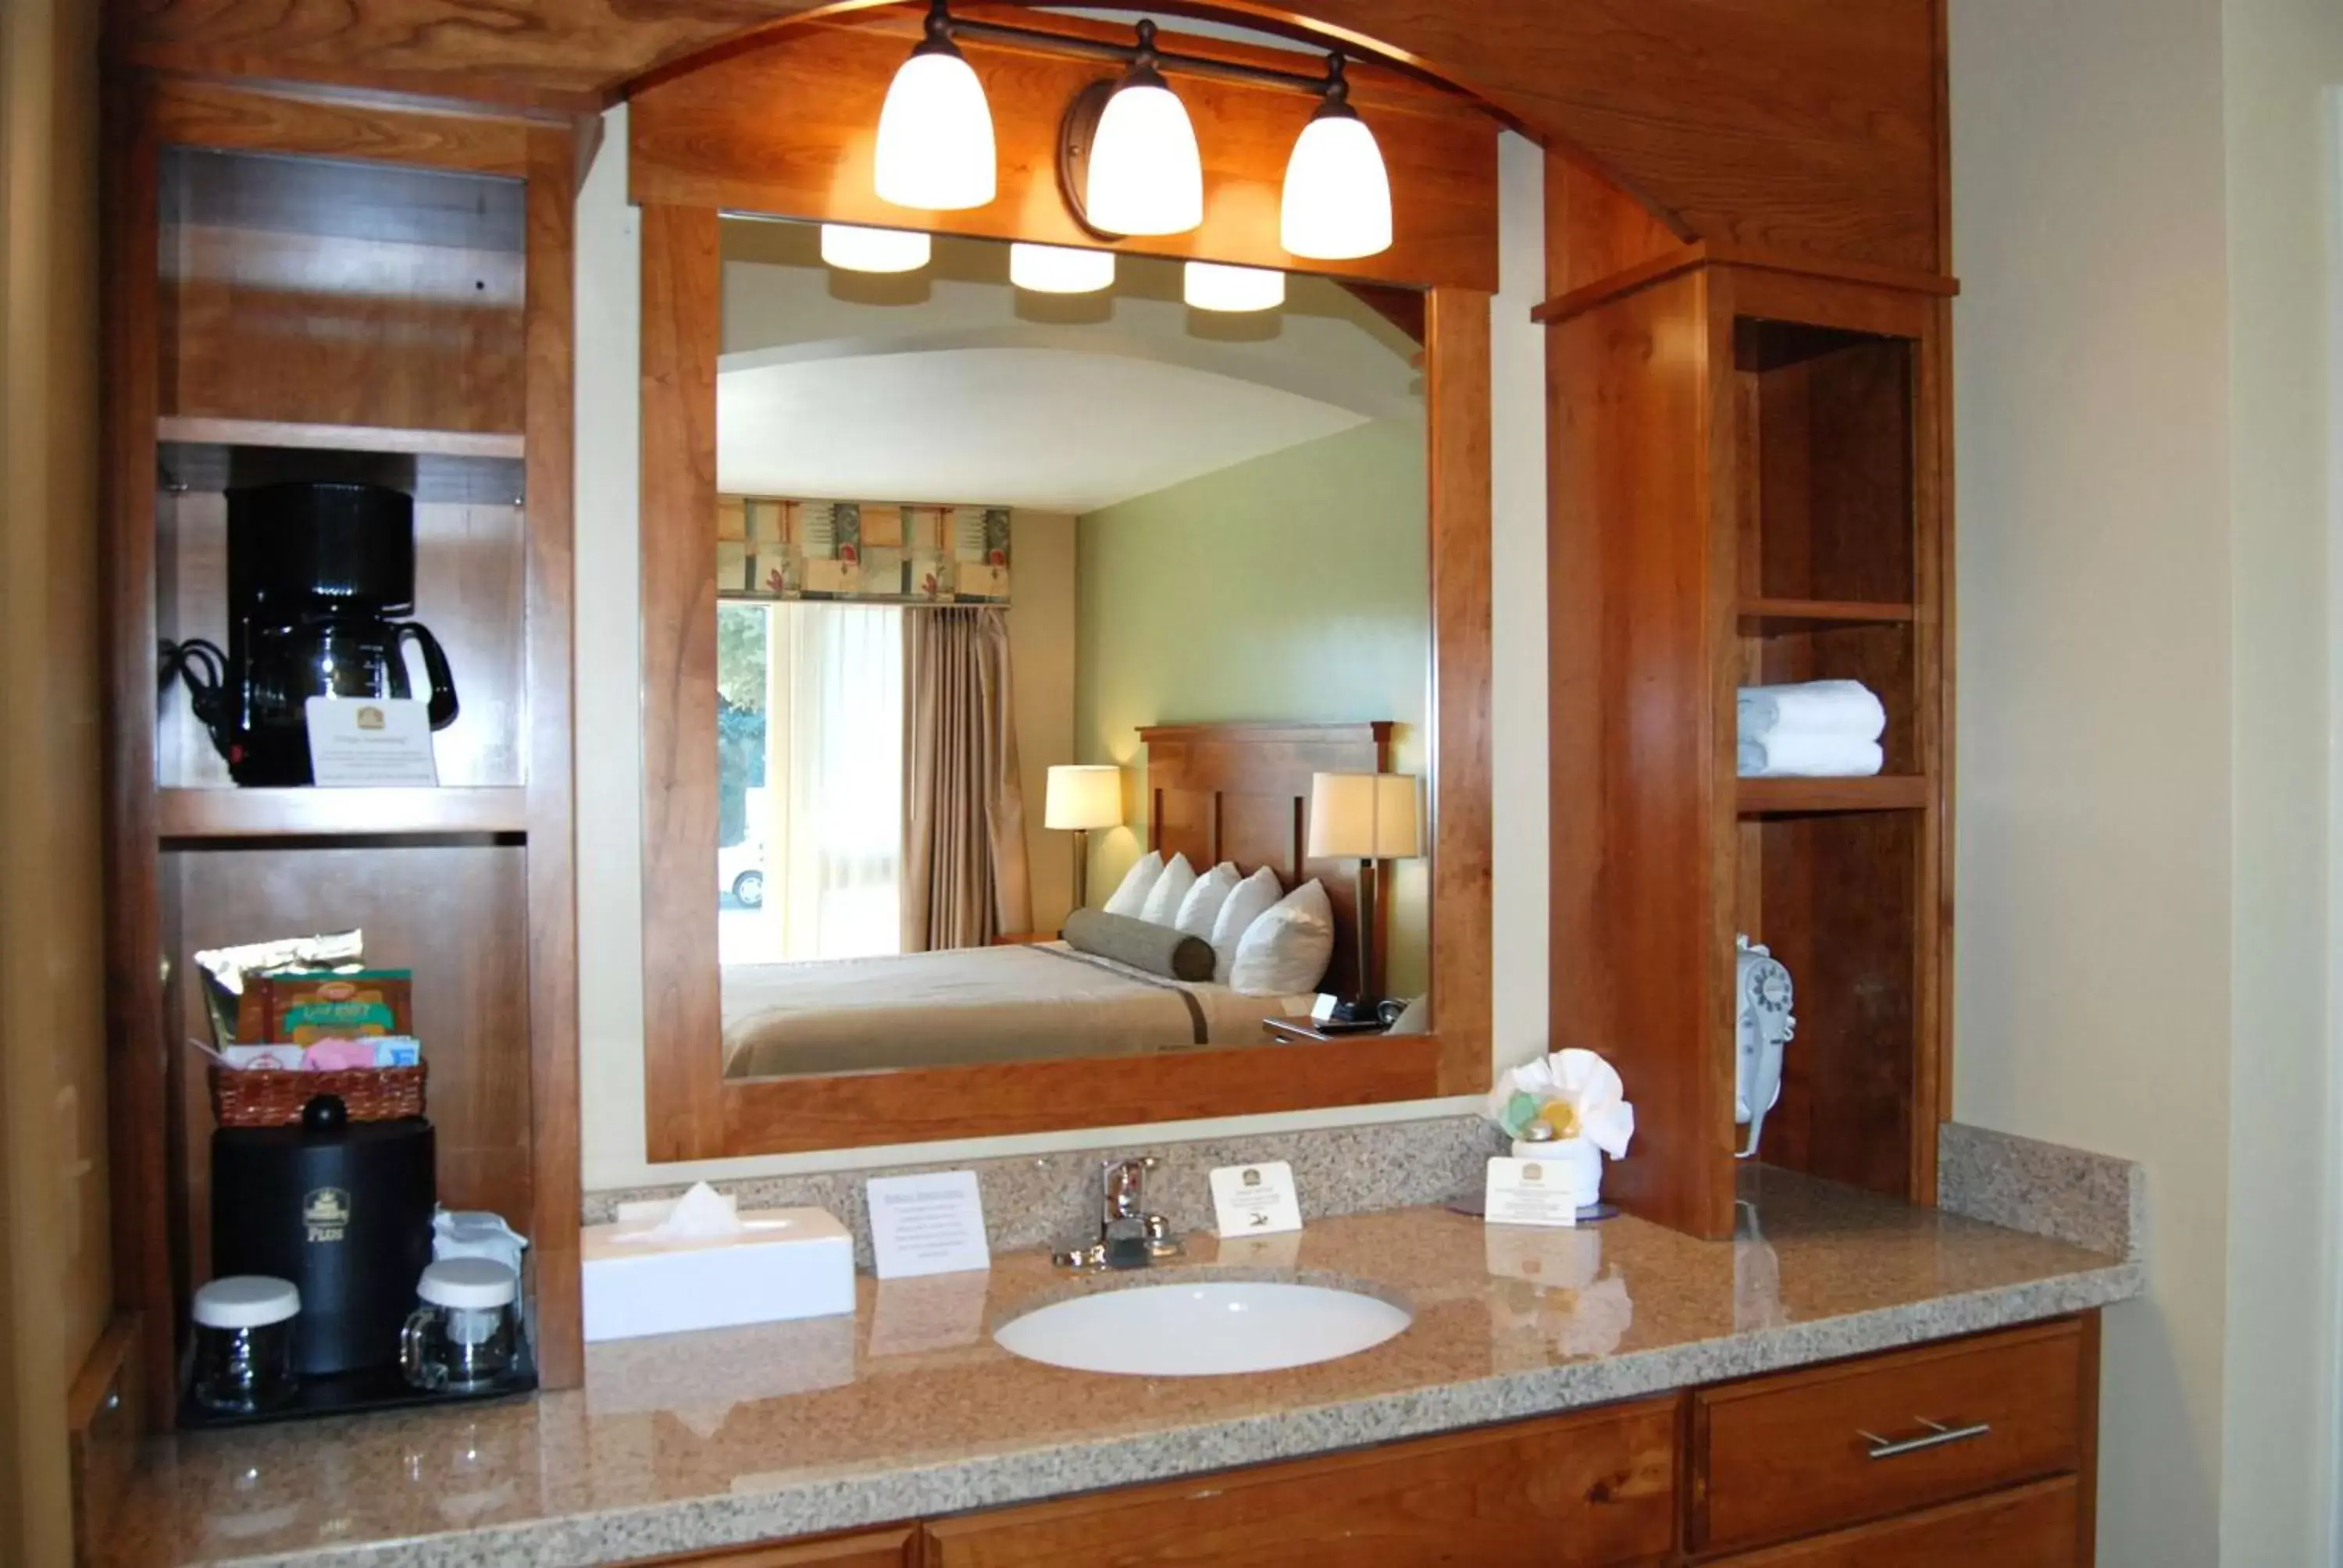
xmin=581 ymin=1181 xmax=854 ymax=1342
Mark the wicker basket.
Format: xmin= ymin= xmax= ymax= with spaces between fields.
xmin=209 ymin=1063 xmax=427 ymax=1128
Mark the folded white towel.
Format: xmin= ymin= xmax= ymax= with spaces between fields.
xmin=1737 ymin=680 xmax=1887 ymax=742
xmin=1738 ymin=733 xmax=1885 ymax=779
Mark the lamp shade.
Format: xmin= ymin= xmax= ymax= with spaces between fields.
xmin=1183 ymin=261 xmax=1285 ymax=313
xmin=1306 ymin=772 xmax=1421 ymax=859
xmin=819 ymin=223 xmax=932 ymax=274
xmin=875 ymin=45 xmax=997 ymax=211
xmin=1045 ymin=764 xmax=1123 ymax=830
xmin=1011 ymin=242 xmax=1115 ymax=294
xmin=1084 ymin=73 xmax=1204 ymax=236
xmin=1280 ymin=108 xmax=1393 ymax=260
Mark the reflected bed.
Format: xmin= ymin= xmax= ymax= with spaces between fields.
xmin=722 ymin=943 xmax=1309 ymax=1078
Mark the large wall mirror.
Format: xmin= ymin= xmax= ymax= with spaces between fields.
xmin=634 ymin=3 xmax=1498 ymax=1160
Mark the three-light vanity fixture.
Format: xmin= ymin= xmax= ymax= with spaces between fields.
xmin=820 ymin=1 xmax=1395 ymax=310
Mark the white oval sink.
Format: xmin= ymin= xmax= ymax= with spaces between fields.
xmin=993 ymin=1281 xmax=1411 ymax=1377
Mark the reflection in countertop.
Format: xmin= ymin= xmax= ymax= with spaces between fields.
xmin=98 ymin=1167 xmax=2141 ymax=1568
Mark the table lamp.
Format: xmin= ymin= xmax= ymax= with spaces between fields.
xmin=1306 ymin=771 xmax=1421 ymax=1021
xmin=1045 ymin=764 xmax=1122 ymax=910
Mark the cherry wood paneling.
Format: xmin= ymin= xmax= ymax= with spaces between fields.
xmin=637 ymin=201 xmax=727 ymax=1163
xmin=722 ymin=1033 xmax=1443 ymax=1153
xmin=66 ymin=1317 xmax=144 ymax=1566
xmin=157 ymin=786 xmax=530 ymax=838
xmin=158 ymin=146 xmax=526 ymax=435
xmin=1546 ymin=155 xmax=1685 ymax=300
xmin=925 ymin=1399 xmax=1678 ymax=1568
xmin=1691 ymin=1319 xmax=2085 ymax=1555
xmin=100 ymin=79 xmax=181 ymax=1427
xmin=1704 ymin=1477 xmax=2079 ymax=1566
xmin=1738 ymin=810 xmax=1918 ymax=1194
xmin=1425 ymin=285 xmax=1494 ymax=1094
xmin=522 ymin=122 xmax=584 ymax=1389
xmin=630 ymin=10 xmax=1499 ymax=292
xmin=111 ymin=0 xmax=1948 ymax=279
xmin=148 ymin=77 xmax=537 ymax=175
xmin=1546 ymin=266 xmax=1736 ymax=1241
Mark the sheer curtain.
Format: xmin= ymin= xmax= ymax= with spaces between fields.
xmin=768 ymin=602 xmax=904 ymax=960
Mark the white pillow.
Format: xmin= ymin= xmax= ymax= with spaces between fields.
xmin=1211 ymin=865 xmax=1288 ymax=983
xmin=1101 ymin=851 xmax=1163 ymax=918
xmin=1174 ymin=861 xmax=1240 ymax=942
xmin=1138 ymin=853 xmax=1197 ymax=926
xmin=1230 ymin=879 xmax=1336 ymax=996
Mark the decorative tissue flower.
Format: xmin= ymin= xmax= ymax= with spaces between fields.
xmin=1485 ymin=1048 xmax=1635 ymax=1160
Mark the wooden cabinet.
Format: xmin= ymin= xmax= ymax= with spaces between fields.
xmin=102 ymin=77 xmax=584 ymax=1426
xmin=625 ymin=1318 xmax=2100 ymax=1568
xmin=1545 ymin=216 xmax=1953 ymax=1240
xmin=924 ymin=1399 xmax=1678 ymax=1568
xmin=1691 ymin=1318 xmax=2088 ymax=1554
xmin=1703 ymin=1477 xmax=2081 ymax=1566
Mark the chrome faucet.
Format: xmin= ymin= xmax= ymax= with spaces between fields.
xmin=1053 ymin=1156 xmax=1182 ymax=1272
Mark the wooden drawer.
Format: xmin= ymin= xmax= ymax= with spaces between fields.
xmin=1705 ymin=1477 xmax=2080 ymax=1566
xmin=925 ymin=1398 xmax=1680 ymax=1568
xmin=1692 ymin=1319 xmax=2087 ymax=1555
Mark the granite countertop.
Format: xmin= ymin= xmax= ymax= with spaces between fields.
xmin=98 ymin=1164 xmax=2142 ymax=1568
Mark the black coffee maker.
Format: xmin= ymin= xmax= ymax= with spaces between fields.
xmin=166 ymin=481 xmax=459 ymax=786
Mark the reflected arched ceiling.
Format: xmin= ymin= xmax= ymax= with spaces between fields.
xmin=718 ymin=345 xmax=1370 ymax=510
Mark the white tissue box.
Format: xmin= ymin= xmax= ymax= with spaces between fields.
xmin=580 ymin=1203 xmax=855 ymax=1342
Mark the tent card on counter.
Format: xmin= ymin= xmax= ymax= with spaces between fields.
xmin=1208 ymin=1160 xmax=1302 ymax=1238
xmin=867 ymin=1171 xmax=990 ymax=1278
xmin=1483 ymin=1156 xmax=1583 ymax=1228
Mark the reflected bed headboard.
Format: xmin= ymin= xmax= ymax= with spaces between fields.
xmin=1136 ymin=721 xmax=1393 ymax=999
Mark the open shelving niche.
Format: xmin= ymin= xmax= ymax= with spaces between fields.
xmin=1545 ymin=210 xmax=1947 ymax=1239
xmin=1729 ymin=309 xmax=1938 ymax=1204
xmin=111 ymin=116 xmax=580 ymax=1423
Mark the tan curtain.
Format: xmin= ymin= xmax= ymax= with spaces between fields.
xmin=901 ymin=608 xmax=1032 ymax=950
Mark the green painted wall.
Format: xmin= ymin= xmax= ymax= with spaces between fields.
xmin=1075 ymin=417 xmax=1431 ymax=999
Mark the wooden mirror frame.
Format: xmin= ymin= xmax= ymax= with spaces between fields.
xmin=634 ymin=9 xmax=1496 ymax=1161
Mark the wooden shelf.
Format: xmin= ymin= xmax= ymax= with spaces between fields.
xmin=156 ymin=416 xmax=525 ymax=461
xmin=1738 ymin=597 xmax=1916 ymax=631
xmin=157 ymin=786 xmax=529 ymax=839
xmin=1737 ymin=775 xmax=1930 ymax=815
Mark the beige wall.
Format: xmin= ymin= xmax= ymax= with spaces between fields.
xmin=1951 ymin=0 xmax=2343 ymax=1558
xmin=0 ymin=0 xmax=109 ymax=1557
xmin=1007 ymin=511 xmax=1079 ymax=933
xmin=575 ymin=115 xmax=1549 ymax=1190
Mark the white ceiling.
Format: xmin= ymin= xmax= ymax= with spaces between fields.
xmin=717 ymin=344 xmax=1373 ymax=513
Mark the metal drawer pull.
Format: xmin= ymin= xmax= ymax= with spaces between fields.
xmin=1856 ymin=1417 xmax=1992 ymax=1460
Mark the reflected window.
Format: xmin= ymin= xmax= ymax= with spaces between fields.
xmin=719 ymin=600 xmax=904 ymax=964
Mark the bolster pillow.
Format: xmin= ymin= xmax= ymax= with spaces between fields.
xmin=1061 ymin=909 xmax=1215 ymax=983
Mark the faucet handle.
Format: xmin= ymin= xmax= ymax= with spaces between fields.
xmin=1144 ymin=1213 xmax=1182 ymax=1260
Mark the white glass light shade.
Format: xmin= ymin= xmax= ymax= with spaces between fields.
xmin=1182 ymin=261 xmax=1285 ymax=313
xmin=1085 ymin=81 xmax=1204 ymax=236
xmin=819 ymin=224 xmax=932 ymax=274
xmin=1306 ymin=772 xmax=1421 ymax=859
xmin=1011 ymin=242 xmax=1115 ymax=294
xmin=1280 ymin=110 xmax=1393 ymax=260
xmin=874 ymin=48 xmax=997 ymax=211
xmin=1045 ymin=764 xmax=1123 ymax=830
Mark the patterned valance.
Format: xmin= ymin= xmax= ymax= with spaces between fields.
xmin=717 ymin=495 xmax=1011 ymax=605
